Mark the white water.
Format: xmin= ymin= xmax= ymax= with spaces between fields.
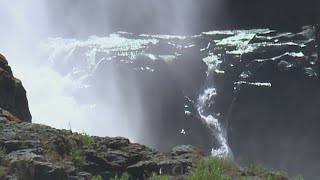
xmin=197 ymin=87 xmax=233 ymax=159
xmin=0 ymin=0 xmax=87 ymax=131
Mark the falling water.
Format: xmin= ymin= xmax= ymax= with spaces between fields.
xmin=197 ymin=87 xmax=233 ymax=159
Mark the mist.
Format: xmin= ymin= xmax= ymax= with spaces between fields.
xmin=45 ymin=0 xmax=229 ymax=37
xmin=0 ymin=0 xmax=229 ymax=141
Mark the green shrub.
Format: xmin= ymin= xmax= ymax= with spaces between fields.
xmin=149 ymin=173 xmax=170 ymax=180
xmin=293 ymin=175 xmax=304 ymax=180
xmin=91 ymin=175 xmax=103 ymax=180
xmin=79 ymin=132 xmax=93 ymax=147
xmin=188 ymin=157 xmax=233 ymax=180
xmin=69 ymin=146 xmax=85 ymax=162
xmin=247 ymin=163 xmax=266 ymax=175
xmin=0 ymin=147 xmax=6 ymax=158
xmin=0 ymin=167 xmax=6 ymax=177
xmin=237 ymin=177 xmax=247 ymax=180
xmin=266 ymin=171 xmax=284 ymax=180
xmin=111 ymin=172 xmax=130 ymax=180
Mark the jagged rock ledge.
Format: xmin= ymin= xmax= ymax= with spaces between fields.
xmin=0 ymin=116 xmax=206 ymax=180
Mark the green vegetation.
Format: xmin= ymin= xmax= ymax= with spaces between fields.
xmin=79 ymin=132 xmax=94 ymax=147
xmin=111 ymin=172 xmax=130 ymax=180
xmin=293 ymin=175 xmax=304 ymax=180
xmin=266 ymin=171 xmax=285 ymax=180
xmin=188 ymin=157 xmax=235 ymax=180
xmin=246 ymin=164 xmax=288 ymax=180
xmin=149 ymin=173 xmax=170 ymax=180
xmin=91 ymin=175 xmax=103 ymax=180
xmin=0 ymin=167 xmax=6 ymax=177
xmin=0 ymin=147 xmax=6 ymax=158
xmin=68 ymin=131 xmax=93 ymax=162
xmin=84 ymin=157 xmax=295 ymax=180
xmin=183 ymin=157 xmax=290 ymax=180
xmin=69 ymin=145 xmax=85 ymax=162
xmin=247 ymin=163 xmax=266 ymax=175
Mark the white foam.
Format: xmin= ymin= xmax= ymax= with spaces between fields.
xmin=197 ymin=87 xmax=233 ymax=159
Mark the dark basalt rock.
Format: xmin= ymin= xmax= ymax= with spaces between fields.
xmin=0 ymin=117 xmax=205 ymax=180
xmin=169 ymin=52 xmax=208 ymax=100
xmin=0 ymin=54 xmax=31 ymax=122
xmin=218 ymin=26 xmax=320 ymax=179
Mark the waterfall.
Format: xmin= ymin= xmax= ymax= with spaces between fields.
xmin=197 ymin=87 xmax=233 ymax=159
xmin=0 ymin=0 xmax=234 ymax=156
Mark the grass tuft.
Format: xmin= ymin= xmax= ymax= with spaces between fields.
xmin=79 ymin=132 xmax=94 ymax=147
xmin=266 ymin=171 xmax=285 ymax=180
xmin=188 ymin=157 xmax=233 ymax=180
xmin=0 ymin=147 xmax=6 ymax=158
xmin=69 ymin=145 xmax=85 ymax=162
xmin=91 ymin=175 xmax=103 ymax=180
xmin=149 ymin=173 xmax=170 ymax=180
xmin=247 ymin=163 xmax=266 ymax=175
xmin=293 ymin=175 xmax=304 ymax=180
xmin=111 ymin=172 xmax=130 ymax=180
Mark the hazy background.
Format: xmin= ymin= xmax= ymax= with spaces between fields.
xmin=0 ymin=0 xmax=318 ymax=138
xmin=46 ymin=0 xmax=317 ymax=37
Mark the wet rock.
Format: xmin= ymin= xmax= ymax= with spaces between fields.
xmin=217 ymin=26 xmax=320 ymax=179
xmin=169 ymin=52 xmax=208 ymax=99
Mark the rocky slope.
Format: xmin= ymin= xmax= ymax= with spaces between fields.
xmin=0 ymin=115 xmax=290 ymax=180
xmin=0 ymin=115 xmax=205 ymax=180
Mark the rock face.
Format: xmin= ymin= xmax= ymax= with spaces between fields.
xmin=0 ymin=54 xmax=31 ymax=122
xmin=213 ymin=26 xmax=320 ymax=179
xmin=0 ymin=117 xmax=205 ymax=180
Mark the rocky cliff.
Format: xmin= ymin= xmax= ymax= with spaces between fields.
xmin=221 ymin=26 xmax=319 ymax=179
xmin=0 ymin=55 xmax=31 ymax=123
